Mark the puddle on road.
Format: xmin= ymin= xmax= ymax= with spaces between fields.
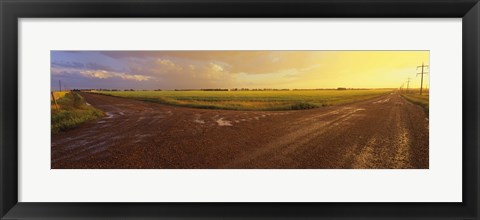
xmin=134 ymin=134 xmax=152 ymax=143
xmin=136 ymin=116 xmax=147 ymax=122
xmin=194 ymin=119 xmax=205 ymax=124
xmin=343 ymin=107 xmax=365 ymax=113
xmin=105 ymin=112 xmax=114 ymax=119
xmin=373 ymin=98 xmax=390 ymax=104
xmin=193 ymin=114 xmax=205 ymax=124
xmin=216 ymin=118 xmax=232 ymax=126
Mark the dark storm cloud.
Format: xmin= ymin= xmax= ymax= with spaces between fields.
xmin=51 ymin=61 xmax=85 ymax=69
xmin=85 ymin=62 xmax=116 ymax=71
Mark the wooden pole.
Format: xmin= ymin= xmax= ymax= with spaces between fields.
xmin=406 ymin=78 xmax=411 ymax=94
xmin=419 ymin=63 xmax=424 ymax=95
xmin=417 ymin=62 xmax=429 ymax=95
xmin=51 ymin=92 xmax=59 ymax=110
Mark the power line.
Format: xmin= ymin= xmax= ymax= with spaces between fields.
xmin=417 ymin=62 xmax=429 ymax=95
xmin=406 ymin=77 xmax=411 ymax=94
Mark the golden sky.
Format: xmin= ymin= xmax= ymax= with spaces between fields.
xmin=52 ymin=51 xmax=429 ymax=89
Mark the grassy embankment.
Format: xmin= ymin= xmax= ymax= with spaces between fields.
xmin=401 ymin=93 xmax=429 ymax=115
xmin=94 ymin=89 xmax=392 ymax=111
xmin=51 ymin=92 xmax=103 ymax=134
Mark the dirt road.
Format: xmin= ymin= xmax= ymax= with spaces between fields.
xmin=51 ymin=92 xmax=429 ymax=169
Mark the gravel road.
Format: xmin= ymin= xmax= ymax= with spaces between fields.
xmin=51 ymin=92 xmax=428 ymax=169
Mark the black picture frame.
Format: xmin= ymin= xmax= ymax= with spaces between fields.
xmin=1 ymin=0 xmax=479 ymax=219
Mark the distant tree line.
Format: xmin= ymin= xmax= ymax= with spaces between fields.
xmin=231 ymin=88 xmax=290 ymax=91
xmin=70 ymin=87 xmax=384 ymax=92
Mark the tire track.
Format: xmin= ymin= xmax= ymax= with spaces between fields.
xmin=52 ymin=92 xmax=429 ymax=169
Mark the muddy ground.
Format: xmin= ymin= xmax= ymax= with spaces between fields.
xmin=51 ymin=92 xmax=428 ymax=169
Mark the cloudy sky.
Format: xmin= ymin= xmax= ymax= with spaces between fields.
xmin=51 ymin=51 xmax=429 ymax=90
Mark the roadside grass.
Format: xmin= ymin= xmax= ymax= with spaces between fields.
xmin=401 ymin=93 xmax=429 ymax=115
xmin=51 ymin=92 xmax=103 ymax=134
xmin=93 ymin=89 xmax=392 ymax=111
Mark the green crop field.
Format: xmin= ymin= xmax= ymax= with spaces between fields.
xmin=92 ymin=89 xmax=393 ymax=111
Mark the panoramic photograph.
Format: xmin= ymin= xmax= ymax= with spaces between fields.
xmin=51 ymin=51 xmax=429 ymax=169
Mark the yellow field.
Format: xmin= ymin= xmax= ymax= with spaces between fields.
xmin=94 ymin=89 xmax=393 ymax=111
xmin=51 ymin=91 xmax=69 ymax=101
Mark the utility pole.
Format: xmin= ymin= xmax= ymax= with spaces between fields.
xmin=417 ymin=62 xmax=429 ymax=95
xmin=406 ymin=78 xmax=411 ymax=94
xmin=51 ymin=92 xmax=59 ymax=110
xmin=59 ymin=80 xmax=62 ymax=92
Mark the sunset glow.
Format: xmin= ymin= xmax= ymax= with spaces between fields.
xmin=51 ymin=51 xmax=429 ymax=90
